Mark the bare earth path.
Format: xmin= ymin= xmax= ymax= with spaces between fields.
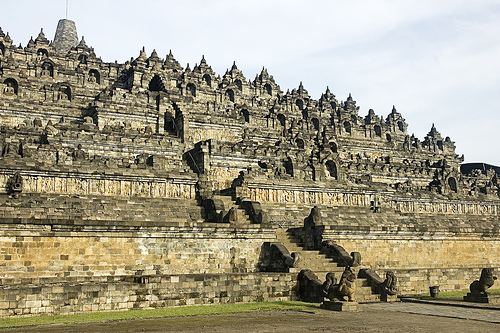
xmin=1 ymin=302 xmax=499 ymax=333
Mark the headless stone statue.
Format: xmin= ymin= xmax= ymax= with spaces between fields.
xmin=4 ymin=82 xmax=15 ymax=95
xmin=41 ymin=63 xmax=51 ymax=77
xmin=304 ymin=206 xmax=321 ymax=228
xmin=73 ymin=144 xmax=87 ymax=161
xmin=88 ymin=72 xmax=97 ymax=83
xmin=224 ymin=207 xmax=238 ymax=223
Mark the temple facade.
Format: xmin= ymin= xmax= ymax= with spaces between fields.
xmin=0 ymin=20 xmax=498 ymax=317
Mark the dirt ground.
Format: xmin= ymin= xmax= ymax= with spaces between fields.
xmin=2 ymin=302 xmax=499 ymax=333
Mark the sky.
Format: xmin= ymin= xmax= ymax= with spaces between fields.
xmin=1 ymin=0 xmax=499 ymax=166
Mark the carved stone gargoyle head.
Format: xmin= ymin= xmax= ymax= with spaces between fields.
xmin=9 ymin=172 xmax=23 ymax=194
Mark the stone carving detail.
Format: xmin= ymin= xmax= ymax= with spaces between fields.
xmin=8 ymin=172 xmax=23 ymax=195
xmin=247 ymin=186 xmax=499 ymax=216
xmin=302 ymin=206 xmax=325 ymax=249
xmin=259 ymin=242 xmax=301 ymax=273
xmin=223 ymin=207 xmax=238 ymax=223
xmin=360 ymin=269 xmax=398 ymax=295
xmin=469 ymin=268 xmax=497 ymax=295
xmin=323 ymin=267 xmax=357 ymax=302
xmin=3 ymin=174 xmax=195 ymax=199
xmin=304 ymin=205 xmax=322 ymax=228
xmin=72 ymin=144 xmax=88 ymax=161
xmin=202 ymin=198 xmax=225 ymax=222
xmin=321 ymin=240 xmax=361 ymax=267
xmin=2 ymin=142 xmax=20 ymax=158
xmin=241 ymin=200 xmax=269 ymax=224
xmin=297 ymin=269 xmax=324 ymax=303
xmin=196 ymin=174 xmax=213 ymax=199
xmin=382 ymin=271 xmax=398 ymax=295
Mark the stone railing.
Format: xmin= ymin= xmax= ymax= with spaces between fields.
xmin=246 ymin=183 xmax=500 ymax=216
xmin=0 ymin=171 xmax=196 ymax=199
xmin=386 ymin=198 xmax=499 ymax=215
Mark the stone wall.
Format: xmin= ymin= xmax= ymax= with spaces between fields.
xmin=0 ymin=226 xmax=275 ymax=284
xmin=248 ymin=183 xmax=500 ymax=216
xmin=0 ymin=172 xmax=196 ymax=199
xmin=333 ymin=237 xmax=500 ymax=270
xmin=393 ymin=267 xmax=499 ymax=294
xmin=1 ymin=20 xmax=499 ymax=319
xmin=0 ymin=273 xmax=294 ymax=317
xmin=1 ymin=267 xmax=498 ymax=318
xmin=2 ymin=217 xmax=498 ymax=289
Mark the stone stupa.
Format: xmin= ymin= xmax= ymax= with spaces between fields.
xmin=53 ymin=19 xmax=78 ymax=54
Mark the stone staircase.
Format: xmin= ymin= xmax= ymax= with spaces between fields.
xmin=260 ymin=202 xmax=309 ymax=227
xmin=213 ymin=194 xmax=252 ymax=225
xmin=260 ymin=202 xmax=395 ymax=230
xmin=276 ymin=228 xmax=397 ymax=303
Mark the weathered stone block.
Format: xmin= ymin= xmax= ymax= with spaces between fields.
xmin=321 ymin=301 xmax=360 ymax=312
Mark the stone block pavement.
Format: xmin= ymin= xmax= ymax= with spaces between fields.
xmin=1 ymin=300 xmax=499 ymax=333
xmin=371 ymin=299 xmax=500 ymax=324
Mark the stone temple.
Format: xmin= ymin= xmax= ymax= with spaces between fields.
xmin=0 ymin=20 xmax=498 ymax=316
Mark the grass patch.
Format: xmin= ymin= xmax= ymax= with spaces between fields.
xmin=407 ymin=288 xmax=500 ymax=300
xmin=0 ymin=301 xmax=319 ymax=329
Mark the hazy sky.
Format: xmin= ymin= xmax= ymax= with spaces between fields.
xmin=1 ymin=1 xmax=499 ymax=166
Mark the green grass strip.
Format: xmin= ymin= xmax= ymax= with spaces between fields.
xmin=0 ymin=301 xmax=319 ymax=329
xmin=409 ymin=288 xmax=500 ymax=300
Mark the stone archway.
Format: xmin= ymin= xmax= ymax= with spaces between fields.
xmin=3 ymin=78 xmax=18 ymax=95
xmin=225 ymin=89 xmax=235 ymax=102
xmin=88 ymin=69 xmax=100 ymax=84
xmin=325 ymin=160 xmax=338 ymax=180
xmin=448 ymin=177 xmax=457 ymax=193
xmin=186 ymin=83 xmax=196 ymax=97
xmin=203 ymin=74 xmax=211 ymax=87
xmin=343 ymin=121 xmax=351 ymax=135
xmin=264 ymin=83 xmax=272 ymax=95
xmin=149 ymin=74 xmax=165 ymax=92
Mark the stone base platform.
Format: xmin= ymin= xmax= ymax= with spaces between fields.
xmin=380 ymin=294 xmax=399 ymax=302
xmin=463 ymin=293 xmax=500 ymax=304
xmin=321 ymin=301 xmax=360 ymax=312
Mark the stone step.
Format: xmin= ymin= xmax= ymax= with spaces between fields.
xmin=356 ymin=285 xmax=377 ymax=295
xmin=289 ymin=268 xmax=345 ymax=276
xmin=293 ymin=263 xmax=339 ymax=271
xmin=211 ymin=195 xmax=253 ymax=224
xmin=277 ymin=227 xmax=400 ymax=304
xmin=0 ymin=193 xmax=207 ymax=225
xmin=292 ymin=259 xmax=336 ymax=267
xmin=288 ymin=252 xmax=330 ymax=260
xmin=275 ymin=230 xmax=343 ymax=273
xmin=285 ymin=237 xmax=304 ymax=245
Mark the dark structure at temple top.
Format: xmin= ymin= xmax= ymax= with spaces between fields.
xmin=53 ymin=19 xmax=78 ymax=54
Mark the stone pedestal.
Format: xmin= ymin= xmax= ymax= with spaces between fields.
xmin=380 ymin=293 xmax=399 ymax=302
xmin=321 ymin=301 xmax=360 ymax=312
xmin=463 ymin=293 xmax=500 ymax=305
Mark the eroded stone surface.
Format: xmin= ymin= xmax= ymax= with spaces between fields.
xmin=0 ymin=20 xmax=499 ymax=317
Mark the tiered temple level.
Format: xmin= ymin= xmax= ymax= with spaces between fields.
xmin=0 ymin=22 xmax=498 ymax=317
